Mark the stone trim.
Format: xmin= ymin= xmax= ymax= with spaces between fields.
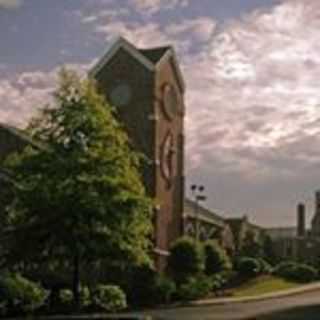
xmin=154 ymin=248 xmax=170 ymax=256
xmin=156 ymin=48 xmax=186 ymax=93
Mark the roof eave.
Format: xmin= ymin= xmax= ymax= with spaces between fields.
xmin=89 ymin=37 xmax=155 ymax=78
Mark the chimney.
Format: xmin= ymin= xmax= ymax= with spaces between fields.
xmin=316 ymin=191 xmax=320 ymax=215
xmin=297 ymin=203 xmax=306 ymax=237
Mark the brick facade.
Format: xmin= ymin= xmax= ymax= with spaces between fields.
xmin=91 ymin=38 xmax=185 ymax=269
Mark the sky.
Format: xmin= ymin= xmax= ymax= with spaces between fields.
xmin=1 ymin=0 xmax=320 ymax=227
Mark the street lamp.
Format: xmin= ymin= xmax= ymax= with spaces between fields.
xmin=190 ymin=184 xmax=206 ymax=242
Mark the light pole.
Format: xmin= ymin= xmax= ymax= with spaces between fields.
xmin=190 ymin=184 xmax=206 ymax=242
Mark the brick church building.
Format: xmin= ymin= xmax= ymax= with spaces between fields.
xmin=89 ymin=37 xmax=185 ymax=268
xmin=0 ymin=38 xmax=186 ymax=269
xmin=1 ymin=38 xmax=262 ymax=269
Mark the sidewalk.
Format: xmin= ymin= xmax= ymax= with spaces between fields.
xmin=190 ymin=281 xmax=320 ymax=307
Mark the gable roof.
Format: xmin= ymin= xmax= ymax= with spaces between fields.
xmin=89 ymin=37 xmax=185 ymax=92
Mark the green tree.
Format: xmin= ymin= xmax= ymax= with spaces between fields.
xmin=2 ymin=70 xmax=153 ymax=309
xmin=204 ymin=240 xmax=231 ymax=275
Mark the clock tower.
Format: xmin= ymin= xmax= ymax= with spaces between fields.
xmin=90 ymin=38 xmax=185 ymax=269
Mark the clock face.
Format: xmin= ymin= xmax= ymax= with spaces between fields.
xmin=110 ymin=83 xmax=132 ymax=107
xmin=160 ymin=131 xmax=175 ymax=187
xmin=163 ymin=84 xmax=179 ymax=120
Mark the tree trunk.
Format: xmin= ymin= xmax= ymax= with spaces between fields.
xmin=73 ymin=251 xmax=80 ymax=311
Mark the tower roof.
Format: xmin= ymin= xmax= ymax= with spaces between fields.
xmin=89 ymin=37 xmax=185 ymax=92
xmin=139 ymin=46 xmax=171 ymax=64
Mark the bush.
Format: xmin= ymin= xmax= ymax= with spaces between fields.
xmin=236 ymin=257 xmax=261 ymax=278
xmin=258 ymin=258 xmax=272 ymax=274
xmin=273 ymin=261 xmax=297 ymax=279
xmin=154 ymin=275 xmax=176 ymax=304
xmin=273 ymin=261 xmax=317 ymax=283
xmin=210 ymin=272 xmax=230 ymax=292
xmin=92 ymin=284 xmax=127 ymax=312
xmin=126 ymin=264 xmax=157 ymax=306
xmin=80 ymin=285 xmax=90 ymax=307
xmin=295 ymin=264 xmax=318 ymax=282
xmin=59 ymin=289 xmax=73 ymax=306
xmin=0 ymin=273 xmax=48 ymax=315
xmin=204 ymin=240 xmax=232 ymax=275
xmin=57 ymin=285 xmax=90 ymax=310
xmin=126 ymin=264 xmax=176 ymax=306
xmin=177 ymin=274 xmax=212 ymax=301
xmin=168 ymin=237 xmax=204 ymax=283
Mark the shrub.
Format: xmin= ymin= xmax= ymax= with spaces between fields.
xmin=210 ymin=272 xmax=231 ymax=292
xmin=168 ymin=237 xmax=204 ymax=283
xmin=126 ymin=264 xmax=176 ymax=306
xmin=92 ymin=285 xmax=127 ymax=312
xmin=80 ymin=285 xmax=90 ymax=307
xmin=273 ymin=261 xmax=297 ymax=279
xmin=57 ymin=285 xmax=90 ymax=309
xmin=177 ymin=274 xmax=212 ymax=301
xmin=258 ymin=258 xmax=272 ymax=274
xmin=126 ymin=264 xmax=157 ymax=306
xmin=273 ymin=261 xmax=317 ymax=283
xmin=59 ymin=289 xmax=73 ymax=306
xmin=204 ymin=240 xmax=232 ymax=275
xmin=294 ymin=264 xmax=318 ymax=282
xmin=236 ymin=257 xmax=261 ymax=278
xmin=0 ymin=273 xmax=48 ymax=315
xmin=154 ymin=275 xmax=176 ymax=304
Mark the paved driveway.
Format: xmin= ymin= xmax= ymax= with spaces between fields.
xmin=137 ymin=289 xmax=320 ymax=320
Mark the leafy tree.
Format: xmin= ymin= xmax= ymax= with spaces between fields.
xmin=204 ymin=240 xmax=232 ymax=275
xmin=167 ymin=237 xmax=204 ymax=284
xmin=2 ymin=69 xmax=153 ymax=308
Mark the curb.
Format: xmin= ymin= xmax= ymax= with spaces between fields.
xmin=188 ymin=282 xmax=320 ymax=307
xmin=8 ymin=282 xmax=320 ymax=320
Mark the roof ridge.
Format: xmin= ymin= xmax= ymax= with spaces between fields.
xmin=185 ymin=198 xmax=226 ymax=222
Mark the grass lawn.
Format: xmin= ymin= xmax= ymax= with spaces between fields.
xmin=232 ymin=275 xmax=301 ymax=297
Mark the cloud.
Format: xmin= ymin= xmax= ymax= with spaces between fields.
xmin=96 ymin=21 xmax=172 ymax=48
xmin=166 ymin=17 xmax=217 ymax=43
xmin=94 ymin=16 xmax=217 ymax=54
xmin=4 ymin=0 xmax=320 ymax=226
xmin=183 ymin=0 xmax=320 ymax=225
xmin=0 ymin=0 xmax=23 ymax=9
xmin=80 ymin=8 xmax=129 ymax=24
xmin=88 ymin=0 xmax=320 ymax=225
xmin=132 ymin=0 xmax=189 ymax=16
xmin=0 ymin=63 xmax=92 ymax=128
xmin=186 ymin=0 xmax=320 ymax=165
